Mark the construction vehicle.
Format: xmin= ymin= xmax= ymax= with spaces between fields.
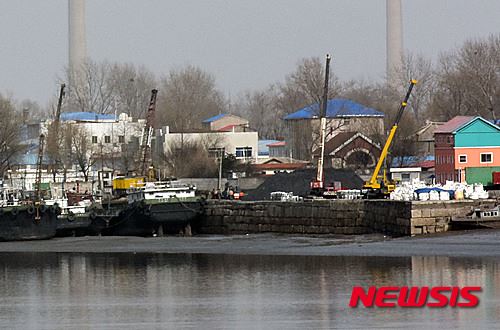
xmin=110 ymin=89 xmax=158 ymax=196
xmin=139 ymin=89 xmax=158 ymax=181
xmin=48 ymin=84 xmax=66 ymax=182
xmin=363 ymin=79 xmax=417 ymax=198
xmin=310 ymin=54 xmax=332 ymax=197
xmin=53 ymin=84 xmax=66 ymax=138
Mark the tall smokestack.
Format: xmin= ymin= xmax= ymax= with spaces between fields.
xmin=386 ymin=0 xmax=403 ymax=87
xmin=68 ymin=0 xmax=86 ymax=75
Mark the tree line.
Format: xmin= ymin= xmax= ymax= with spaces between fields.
xmin=0 ymin=33 xmax=498 ymax=178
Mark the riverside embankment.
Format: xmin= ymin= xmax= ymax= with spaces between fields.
xmin=2 ymin=230 xmax=500 ymax=256
xmin=198 ymin=199 xmax=498 ymax=236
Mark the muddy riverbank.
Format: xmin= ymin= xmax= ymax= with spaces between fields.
xmin=1 ymin=229 xmax=500 ymax=257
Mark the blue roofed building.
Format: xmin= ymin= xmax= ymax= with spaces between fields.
xmin=284 ymin=99 xmax=385 ymax=161
xmin=7 ymin=112 xmax=146 ymax=192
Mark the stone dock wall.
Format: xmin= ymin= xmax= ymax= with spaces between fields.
xmin=198 ymin=199 xmax=497 ymax=236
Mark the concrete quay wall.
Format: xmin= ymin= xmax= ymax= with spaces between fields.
xmin=198 ymin=199 xmax=497 ymax=236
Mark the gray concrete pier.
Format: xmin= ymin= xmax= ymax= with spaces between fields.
xmin=199 ymin=199 xmax=498 ymax=236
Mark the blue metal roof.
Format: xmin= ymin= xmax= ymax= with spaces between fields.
xmin=202 ymin=113 xmax=228 ymax=123
xmin=61 ymin=112 xmax=116 ymax=122
xmin=284 ymin=99 xmax=384 ymax=120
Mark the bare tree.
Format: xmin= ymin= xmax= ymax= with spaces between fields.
xmin=157 ymin=65 xmax=226 ymax=131
xmin=17 ymin=99 xmax=46 ymax=122
xmin=279 ymin=57 xmax=341 ymax=116
xmin=429 ymin=34 xmax=500 ymax=120
xmin=162 ymin=137 xmax=218 ymax=178
xmin=398 ymin=53 xmax=435 ymax=123
xmin=107 ymin=63 xmax=157 ymax=119
xmin=457 ymin=35 xmax=500 ymax=120
xmin=235 ymin=85 xmax=285 ymax=139
xmin=0 ymin=96 xmax=25 ymax=177
xmin=67 ymin=125 xmax=95 ymax=181
xmin=46 ymin=121 xmax=65 ymax=182
xmin=66 ymin=60 xmax=116 ymax=114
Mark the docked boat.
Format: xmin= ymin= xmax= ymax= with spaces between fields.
xmin=45 ymin=193 xmax=93 ymax=236
xmin=0 ymin=188 xmax=58 ymax=241
xmin=87 ymin=196 xmax=129 ymax=235
xmin=109 ymin=180 xmax=204 ymax=236
xmin=451 ymin=205 xmax=500 ymax=229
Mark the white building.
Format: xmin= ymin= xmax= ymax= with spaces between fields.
xmin=59 ymin=112 xmax=144 ymax=154
xmin=159 ymin=127 xmax=259 ymax=162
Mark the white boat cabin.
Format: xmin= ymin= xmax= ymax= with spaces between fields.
xmin=127 ymin=181 xmax=196 ymax=204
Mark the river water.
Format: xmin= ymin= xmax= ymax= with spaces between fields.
xmin=0 ymin=253 xmax=498 ymax=329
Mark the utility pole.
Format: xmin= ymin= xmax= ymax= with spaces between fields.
xmin=218 ymin=150 xmax=223 ymax=191
xmin=100 ymin=142 xmax=104 ymax=192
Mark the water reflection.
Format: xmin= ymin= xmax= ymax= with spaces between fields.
xmin=0 ymin=253 xmax=498 ymax=329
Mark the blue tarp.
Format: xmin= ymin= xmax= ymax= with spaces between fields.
xmin=414 ymin=187 xmax=455 ymax=199
xmin=284 ymin=99 xmax=384 ymax=120
xmin=61 ymin=112 xmax=116 ymax=122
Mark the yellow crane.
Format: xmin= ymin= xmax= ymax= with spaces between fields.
xmin=364 ymin=79 xmax=417 ymax=198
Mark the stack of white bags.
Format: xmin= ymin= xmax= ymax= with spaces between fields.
xmin=390 ymin=179 xmax=489 ymax=201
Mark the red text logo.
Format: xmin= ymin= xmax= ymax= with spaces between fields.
xmin=349 ymin=286 xmax=481 ymax=308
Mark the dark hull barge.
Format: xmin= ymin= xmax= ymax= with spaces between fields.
xmin=0 ymin=205 xmax=58 ymax=241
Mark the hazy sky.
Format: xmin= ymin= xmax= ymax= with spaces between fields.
xmin=1 ymin=0 xmax=499 ymax=106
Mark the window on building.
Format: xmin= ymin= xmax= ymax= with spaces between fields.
xmin=459 ymin=155 xmax=467 ymax=163
xmin=118 ymin=135 xmax=125 ymax=143
xmin=480 ymin=153 xmax=493 ymax=163
xmin=235 ymin=147 xmax=252 ymax=158
xmin=92 ymin=136 xmax=98 ymax=144
xmin=104 ymin=136 xmax=111 ymax=143
xmin=447 ymin=136 xmax=452 ymax=144
xmin=401 ymin=173 xmax=411 ymax=181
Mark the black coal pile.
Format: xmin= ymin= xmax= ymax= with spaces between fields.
xmin=244 ymin=168 xmax=364 ymax=201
